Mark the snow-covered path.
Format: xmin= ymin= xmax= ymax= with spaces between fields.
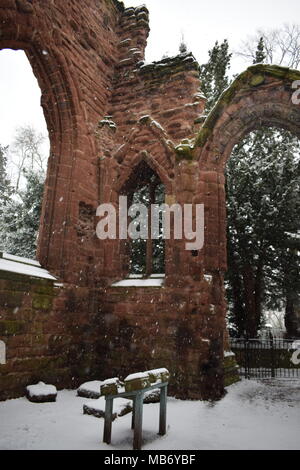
xmin=0 ymin=379 xmax=299 ymax=450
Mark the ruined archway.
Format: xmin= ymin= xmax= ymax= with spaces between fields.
xmin=194 ymin=64 xmax=300 ymax=343
xmin=0 ymin=0 xmax=125 ymax=283
xmin=0 ymin=4 xmax=80 ymax=279
xmin=1 ymin=2 xmax=299 ymax=401
xmin=195 ymin=64 xmax=300 ymax=271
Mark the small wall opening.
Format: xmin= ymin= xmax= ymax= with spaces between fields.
xmin=121 ymin=160 xmax=165 ymax=276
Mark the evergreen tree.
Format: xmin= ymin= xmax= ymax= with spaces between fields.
xmin=225 ymin=36 xmax=300 ymax=338
xmin=225 ymin=128 xmax=300 ymax=337
xmin=253 ymin=37 xmax=266 ymax=64
xmin=179 ymin=34 xmax=188 ymax=54
xmin=1 ymin=169 xmax=45 ymax=258
xmin=200 ymin=39 xmax=232 ymax=113
xmin=0 ymin=126 xmax=46 ymax=259
xmin=0 ymin=144 xmax=13 ymax=254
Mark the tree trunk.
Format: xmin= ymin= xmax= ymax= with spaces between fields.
xmin=242 ymin=264 xmax=262 ymax=337
xmin=285 ymin=291 xmax=300 ymax=338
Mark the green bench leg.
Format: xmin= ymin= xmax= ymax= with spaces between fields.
xmin=159 ymin=385 xmax=167 ymax=435
xmin=103 ymin=397 xmax=113 ymax=444
xmin=133 ymin=392 xmax=143 ymax=450
xmin=131 ymin=397 xmax=135 ymax=429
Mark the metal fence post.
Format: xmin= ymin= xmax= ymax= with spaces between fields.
xmin=245 ymin=336 xmax=250 ymax=379
xmin=270 ymin=331 xmax=275 ymax=378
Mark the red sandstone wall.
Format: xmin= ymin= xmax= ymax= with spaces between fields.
xmin=98 ymin=278 xmax=226 ymax=400
xmin=0 ymin=270 xmax=112 ymax=400
xmin=0 ymin=1 xmax=226 ymax=401
xmin=0 ymin=0 xmax=140 ymax=284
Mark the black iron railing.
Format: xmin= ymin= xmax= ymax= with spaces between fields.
xmin=230 ymin=336 xmax=300 ymax=379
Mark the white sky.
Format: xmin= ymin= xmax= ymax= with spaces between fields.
xmin=0 ymin=0 xmax=300 ymax=150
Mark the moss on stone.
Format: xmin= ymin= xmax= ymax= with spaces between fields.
xmin=32 ymin=294 xmax=53 ymax=311
xmin=194 ymin=64 xmax=300 ymax=149
xmin=248 ymin=63 xmax=300 ymax=82
xmin=13 ymin=356 xmax=54 ymax=372
xmin=139 ymin=115 xmax=151 ymax=125
xmin=223 ymin=353 xmax=240 ymax=387
xmin=0 ymin=320 xmax=26 ymax=336
xmin=0 ymin=271 xmax=27 ymax=283
xmin=194 ymin=127 xmax=212 ymax=147
xmin=0 ymin=291 xmax=23 ymax=308
xmin=101 ymin=383 xmax=117 ymax=396
xmin=250 ymin=74 xmax=265 ymax=87
xmin=194 ymin=115 xmax=207 ymax=125
xmin=148 ymin=368 xmax=170 ymax=383
xmin=175 ymin=143 xmax=194 ymax=160
xmin=3 ymin=280 xmax=31 ymax=293
xmin=32 ymin=281 xmax=54 ymax=296
xmin=125 ymin=375 xmax=151 ymax=392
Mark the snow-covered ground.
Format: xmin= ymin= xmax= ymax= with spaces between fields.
xmin=0 ymin=379 xmax=299 ymax=450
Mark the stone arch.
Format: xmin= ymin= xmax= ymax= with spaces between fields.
xmin=0 ymin=3 xmax=91 ymax=280
xmin=115 ymin=150 xmax=172 ymax=196
xmin=113 ymin=119 xmax=176 ymax=197
xmin=109 ymin=151 xmax=168 ymax=278
xmin=194 ymin=64 xmax=300 ymax=273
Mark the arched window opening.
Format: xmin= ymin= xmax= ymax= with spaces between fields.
xmin=225 ymin=126 xmax=300 ymax=339
xmin=0 ymin=49 xmax=49 ymax=259
xmin=122 ymin=161 xmax=165 ymax=277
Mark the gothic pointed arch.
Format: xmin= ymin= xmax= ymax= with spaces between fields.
xmin=193 ymin=64 xmax=300 ymax=272
xmin=0 ymin=1 xmax=122 ymax=283
xmin=112 ymin=117 xmax=176 ymax=198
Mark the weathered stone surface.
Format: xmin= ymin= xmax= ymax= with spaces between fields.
xmin=16 ymin=0 xmax=33 ymax=14
xmin=223 ymin=352 xmax=240 ymax=387
xmin=100 ymin=378 xmax=124 ymax=396
xmin=124 ymin=373 xmax=151 ymax=392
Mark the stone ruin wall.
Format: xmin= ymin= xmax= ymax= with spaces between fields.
xmin=5 ymin=0 xmax=300 ymax=400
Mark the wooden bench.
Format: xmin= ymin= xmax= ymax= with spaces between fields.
xmin=102 ymin=380 xmax=168 ymax=450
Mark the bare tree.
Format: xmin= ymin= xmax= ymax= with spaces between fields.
xmin=9 ymin=125 xmax=46 ymax=191
xmin=236 ymin=24 xmax=300 ymax=69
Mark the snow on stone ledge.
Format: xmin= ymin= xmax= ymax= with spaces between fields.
xmin=2 ymin=253 xmax=41 ymax=266
xmin=111 ymin=275 xmax=164 ymax=288
xmin=0 ymin=252 xmax=57 ymax=281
